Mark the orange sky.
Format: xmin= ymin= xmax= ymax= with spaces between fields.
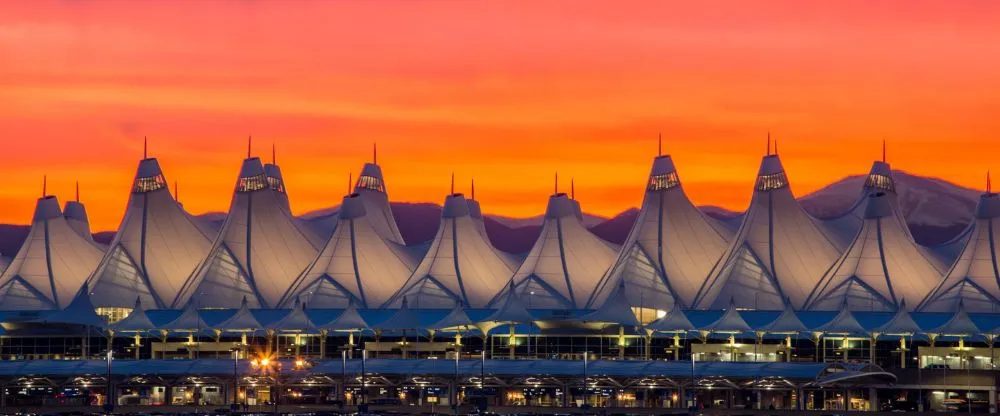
xmin=1 ymin=0 xmax=999 ymax=232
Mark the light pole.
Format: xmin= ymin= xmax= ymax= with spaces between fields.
xmin=103 ymin=348 xmax=114 ymax=414
xmin=230 ymin=346 xmax=241 ymax=411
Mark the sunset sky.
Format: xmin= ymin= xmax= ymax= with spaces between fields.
xmin=1 ymin=0 xmax=999 ymax=232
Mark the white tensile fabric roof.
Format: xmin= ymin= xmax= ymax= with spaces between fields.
xmin=927 ymin=300 xmax=980 ymax=336
xmin=919 ymin=191 xmax=1000 ymax=312
xmin=497 ymin=193 xmax=617 ymax=309
xmin=815 ymin=306 xmax=866 ymax=335
xmin=174 ymin=157 xmax=322 ymax=309
xmin=355 ymin=163 xmax=406 ymax=245
xmin=63 ymin=200 xmax=97 ymax=244
xmin=647 ymin=301 xmax=695 ymax=333
xmin=805 ymin=192 xmax=946 ymax=311
xmin=387 ymin=193 xmax=513 ymax=308
xmin=694 ymin=154 xmax=843 ymax=310
xmin=467 ymin=197 xmax=522 ymax=270
xmin=264 ymin=163 xmax=290 ymax=212
xmin=873 ymin=299 xmax=921 ymax=335
xmin=158 ymin=301 xmax=208 ymax=331
xmin=267 ymin=299 xmax=318 ymax=333
xmin=700 ymin=299 xmax=751 ymax=333
xmin=281 ymin=193 xmax=417 ymax=309
xmin=211 ymin=297 xmax=262 ymax=332
xmin=0 ymin=196 xmax=105 ymax=310
xmin=87 ymin=158 xmax=216 ymax=309
xmin=318 ymin=300 xmax=369 ymax=331
xmin=112 ymin=298 xmax=156 ymax=332
xmin=823 ymin=161 xmax=898 ymax=249
xmin=34 ymin=282 xmax=107 ymax=328
xmin=761 ymin=301 xmax=807 ymax=333
xmin=588 ymin=155 xmax=733 ymax=311
xmin=581 ymin=280 xmax=640 ymax=327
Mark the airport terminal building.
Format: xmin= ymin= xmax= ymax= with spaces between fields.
xmin=1 ymin=144 xmax=999 ymax=413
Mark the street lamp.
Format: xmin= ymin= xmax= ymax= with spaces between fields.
xmin=103 ymin=348 xmax=114 ymax=414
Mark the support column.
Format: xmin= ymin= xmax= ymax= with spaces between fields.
xmin=677 ymin=387 xmax=685 ymax=409
xmin=797 ymin=388 xmax=804 ymax=410
xmin=618 ymin=326 xmax=625 ymax=360
xmin=319 ymin=330 xmax=327 ymax=359
xmin=188 ymin=333 xmax=195 ymax=359
xmin=294 ymin=334 xmax=301 ymax=358
xmin=348 ymin=332 xmax=355 ymax=359
xmin=869 ymin=387 xmax=878 ymax=412
xmin=755 ymin=390 xmax=762 ymax=410
xmin=134 ymin=334 xmax=141 ymax=360
xmin=672 ymin=335 xmax=680 ymax=361
xmin=991 ymin=388 xmax=997 ymax=414
xmin=508 ymin=324 xmax=515 ymax=359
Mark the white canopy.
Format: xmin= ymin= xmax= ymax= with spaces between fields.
xmin=497 ymin=193 xmax=616 ymax=309
xmin=88 ymin=157 xmax=215 ymax=309
xmin=281 ymin=193 xmax=416 ymax=308
xmin=0 ymin=196 xmax=104 ymax=310
xmin=483 ymin=283 xmax=535 ymax=324
xmin=211 ymin=296 xmax=262 ymax=332
xmin=387 ymin=193 xmax=513 ymax=308
xmin=34 ymin=283 xmax=106 ymax=328
xmin=694 ymin=154 xmax=842 ymax=310
xmin=927 ymin=300 xmax=981 ymax=336
xmin=374 ymin=297 xmax=422 ymax=331
xmin=112 ymin=297 xmax=156 ymax=332
xmin=319 ymin=300 xmax=369 ymax=331
xmin=873 ymin=300 xmax=922 ymax=335
xmin=589 ymin=154 xmax=732 ymax=311
xmin=158 ymin=301 xmax=209 ymax=332
xmin=63 ymin=199 xmax=98 ymax=244
xmin=699 ymin=298 xmax=751 ymax=333
xmin=806 ymin=192 xmax=946 ymax=311
xmin=824 ymin=160 xmax=898 ymax=248
xmin=580 ymin=280 xmax=640 ymax=327
xmin=354 ymin=162 xmax=406 ymax=245
xmin=429 ymin=303 xmax=476 ymax=331
xmin=919 ymin=190 xmax=1000 ymax=312
xmin=815 ymin=306 xmax=866 ymax=335
xmin=646 ymin=302 xmax=695 ymax=333
xmin=267 ymin=299 xmax=317 ymax=333
xmin=174 ymin=157 xmax=322 ymax=309
xmin=761 ymin=301 xmax=807 ymax=334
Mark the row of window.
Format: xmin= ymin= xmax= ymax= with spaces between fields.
xmin=237 ymin=174 xmax=268 ymax=192
xmin=648 ymin=172 xmax=680 ymax=191
xmin=133 ymin=175 xmax=166 ymax=193
xmin=356 ymin=175 xmax=385 ymax=193
xmin=756 ymin=172 xmax=789 ymax=191
xmin=865 ymin=173 xmax=895 ymax=193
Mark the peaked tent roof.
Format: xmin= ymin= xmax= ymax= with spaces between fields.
xmin=63 ymin=199 xmax=98 ymax=245
xmin=374 ymin=298 xmax=422 ymax=331
xmin=281 ymin=193 xmax=416 ymax=309
xmin=761 ymin=301 xmax=807 ymax=333
xmin=174 ymin=157 xmax=322 ymax=309
xmin=824 ymin=160 xmax=900 ymax=248
xmin=483 ymin=283 xmax=535 ymax=324
xmin=387 ymin=193 xmax=513 ymax=308
xmin=354 ymin=162 xmax=406 ymax=245
xmin=87 ymin=157 xmax=215 ymax=309
xmin=815 ymin=306 xmax=866 ymax=335
xmin=158 ymin=301 xmax=209 ymax=331
xmin=264 ymin=162 xmax=290 ymax=212
xmin=805 ymin=192 xmax=947 ymax=311
xmin=581 ymin=280 xmax=640 ymax=327
xmin=496 ymin=193 xmax=616 ymax=309
xmin=0 ymin=196 xmax=105 ymax=310
xmin=267 ymin=299 xmax=318 ymax=332
xmin=919 ymin=191 xmax=1000 ymax=312
xmin=34 ymin=283 xmax=106 ymax=328
xmin=646 ymin=301 xmax=695 ymax=333
xmin=927 ymin=301 xmax=981 ymax=336
xmin=429 ymin=303 xmax=476 ymax=331
xmin=112 ymin=297 xmax=156 ymax=332
xmin=873 ymin=300 xmax=922 ymax=335
xmin=588 ymin=155 xmax=732 ymax=312
xmin=700 ymin=299 xmax=751 ymax=333
xmin=466 ymin=196 xmax=521 ymax=271
xmin=318 ymin=300 xmax=370 ymax=331
xmin=694 ymin=154 xmax=843 ymax=310
xmin=211 ymin=297 xmax=262 ymax=332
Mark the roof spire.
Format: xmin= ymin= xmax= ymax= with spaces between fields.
xmin=766 ymin=132 xmax=771 ymax=155
xmin=882 ymin=139 xmax=886 ymax=163
xmin=42 ymin=175 xmax=47 ymax=197
xmin=272 ymin=143 xmax=276 ymax=165
xmin=554 ymin=172 xmax=559 ymax=194
xmin=348 ymin=172 xmax=353 ymax=194
xmin=658 ymin=132 xmax=662 ymax=156
xmin=571 ymin=178 xmax=575 ymax=199
xmin=988 ymin=170 xmax=992 ymax=194
xmin=373 ymin=142 xmax=377 ymax=164
xmin=774 ymin=139 xmax=778 ymax=155
xmin=450 ymin=172 xmax=455 ymax=194
xmin=143 ymin=136 xmax=148 ymax=159
xmin=75 ymin=181 xmax=79 ymax=202
xmin=247 ymin=135 xmax=252 ymax=159
xmin=471 ymin=178 xmax=475 ymax=200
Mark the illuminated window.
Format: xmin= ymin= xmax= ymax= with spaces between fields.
xmin=95 ymin=307 xmax=133 ymax=324
xmin=756 ymin=172 xmax=788 ymax=191
xmin=647 ymin=172 xmax=680 ymax=191
xmin=865 ymin=173 xmax=894 ymax=193
xmin=356 ymin=175 xmax=384 ymax=193
xmin=132 ymin=174 xmax=166 ymax=193
xmin=267 ymin=176 xmax=285 ymax=193
xmin=237 ymin=174 xmax=267 ymax=192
